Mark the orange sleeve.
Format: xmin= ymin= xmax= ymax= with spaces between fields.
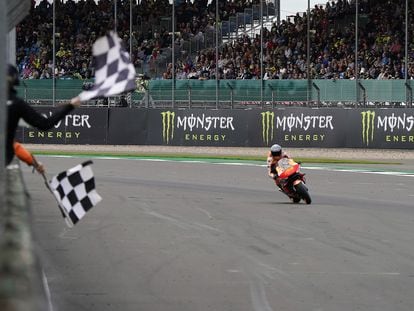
xmin=14 ymin=142 xmax=34 ymax=166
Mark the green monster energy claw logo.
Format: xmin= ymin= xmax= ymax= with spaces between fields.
xmin=161 ymin=111 xmax=175 ymax=144
xmin=261 ymin=111 xmax=274 ymax=145
xmin=361 ymin=110 xmax=375 ymax=146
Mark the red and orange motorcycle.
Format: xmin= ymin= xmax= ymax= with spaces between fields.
xmin=276 ymin=158 xmax=311 ymax=204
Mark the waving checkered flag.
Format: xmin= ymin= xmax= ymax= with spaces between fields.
xmin=78 ymin=31 xmax=136 ymax=101
xmin=48 ymin=161 xmax=102 ymax=226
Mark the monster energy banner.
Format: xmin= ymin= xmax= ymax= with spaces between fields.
xmin=256 ymin=109 xmax=346 ymax=147
xmin=256 ymin=109 xmax=414 ymax=148
xmin=147 ymin=110 xmax=250 ymax=146
xmin=17 ymin=108 xmax=414 ymax=149
xmin=20 ymin=107 xmax=108 ymax=144
xmin=148 ymin=108 xmax=414 ymax=148
xmin=350 ymin=109 xmax=414 ymax=148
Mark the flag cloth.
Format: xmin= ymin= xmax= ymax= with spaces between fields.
xmin=49 ymin=161 xmax=102 ymax=226
xmin=78 ymin=31 xmax=136 ymax=101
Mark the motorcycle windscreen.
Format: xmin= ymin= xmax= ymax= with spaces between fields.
xmin=277 ymin=158 xmax=299 ymax=179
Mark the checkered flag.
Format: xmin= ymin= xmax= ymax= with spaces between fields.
xmin=48 ymin=161 xmax=102 ymax=226
xmin=78 ymin=31 xmax=136 ymax=101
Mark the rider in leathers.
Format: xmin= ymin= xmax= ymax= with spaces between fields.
xmin=267 ymin=144 xmax=291 ymax=193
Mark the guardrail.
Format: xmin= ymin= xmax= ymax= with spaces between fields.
xmin=0 ymin=164 xmax=49 ymax=311
xmin=15 ymin=79 xmax=414 ymax=109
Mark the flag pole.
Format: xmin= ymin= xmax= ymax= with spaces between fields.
xmin=40 ymin=171 xmax=74 ymax=228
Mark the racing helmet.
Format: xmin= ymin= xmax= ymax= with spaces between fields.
xmin=270 ymin=144 xmax=282 ymax=156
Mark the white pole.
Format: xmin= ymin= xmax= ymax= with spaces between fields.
xmin=130 ymin=0 xmax=133 ymax=58
xmin=215 ymin=0 xmax=219 ymax=109
xmin=405 ymin=0 xmax=410 ymax=106
xmin=7 ymin=29 xmax=16 ymax=64
xmin=307 ymin=0 xmax=310 ymax=103
xmin=355 ymin=0 xmax=359 ymax=104
xmin=260 ymin=0 xmax=263 ymax=107
xmin=405 ymin=0 xmax=408 ymax=81
xmin=172 ymin=0 xmax=175 ymax=107
xmin=130 ymin=0 xmax=133 ymax=108
xmin=53 ymin=0 xmax=56 ymax=106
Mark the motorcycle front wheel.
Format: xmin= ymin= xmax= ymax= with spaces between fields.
xmin=294 ymin=183 xmax=311 ymax=204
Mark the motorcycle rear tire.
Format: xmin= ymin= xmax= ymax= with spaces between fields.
xmin=295 ymin=183 xmax=312 ymax=204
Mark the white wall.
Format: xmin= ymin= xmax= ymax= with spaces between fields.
xmin=7 ymin=28 xmax=16 ymax=65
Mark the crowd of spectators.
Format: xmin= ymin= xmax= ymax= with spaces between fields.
xmin=17 ymin=0 xmax=166 ymax=80
xmin=16 ymin=0 xmax=414 ymax=81
xmin=172 ymin=0 xmax=414 ymax=80
xmin=16 ymin=0 xmax=262 ymax=80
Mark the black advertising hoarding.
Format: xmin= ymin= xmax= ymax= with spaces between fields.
xmin=18 ymin=107 xmax=414 ymax=149
xmin=21 ymin=107 xmax=108 ymax=144
xmin=107 ymin=109 xmax=148 ymax=145
xmin=249 ymin=108 xmax=347 ymax=147
xmin=147 ymin=108 xmax=348 ymax=147
xmin=255 ymin=108 xmax=414 ymax=149
xmin=347 ymin=109 xmax=414 ymax=149
xmin=148 ymin=108 xmax=414 ymax=148
xmin=146 ymin=109 xmax=251 ymax=146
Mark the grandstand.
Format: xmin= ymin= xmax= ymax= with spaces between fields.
xmin=12 ymin=0 xmax=414 ymax=107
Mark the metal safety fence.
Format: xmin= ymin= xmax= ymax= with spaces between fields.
xmin=16 ymin=79 xmax=414 ymax=109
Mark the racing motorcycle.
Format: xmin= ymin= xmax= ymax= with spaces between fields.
xmin=276 ymin=158 xmax=311 ymax=204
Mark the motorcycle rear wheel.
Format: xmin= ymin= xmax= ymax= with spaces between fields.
xmin=294 ymin=183 xmax=311 ymax=204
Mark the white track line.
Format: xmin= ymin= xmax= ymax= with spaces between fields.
xmin=39 ymin=155 xmax=414 ymax=178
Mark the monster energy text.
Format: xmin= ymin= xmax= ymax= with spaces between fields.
xmin=28 ymin=131 xmax=81 ymax=139
xmin=43 ymin=112 xmax=92 ymax=129
xmin=177 ymin=114 xmax=235 ymax=131
xmin=380 ymin=112 xmax=414 ymax=144
xmin=161 ymin=111 xmax=235 ymax=144
xmin=261 ymin=111 xmax=333 ymax=145
xmin=361 ymin=111 xmax=414 ymax=146
xmin=377 ymin=113 xmax=414 ymax=132
xmin=275 ymin=113 xmax=334 ymax=132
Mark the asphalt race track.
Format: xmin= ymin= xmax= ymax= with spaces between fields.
xmin=23 ymin=156 xmax=414 ymax=311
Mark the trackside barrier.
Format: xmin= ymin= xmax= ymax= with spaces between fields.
xmin=0 ymin=164 xmax=48 ymax=311
xmin=16 ymin=107 xmax=414 ymax=149
xmin=15 ymin=79 xmax=414 ymax=108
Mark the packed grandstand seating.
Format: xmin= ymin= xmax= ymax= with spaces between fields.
xmin=16 ymin=0 xmax=414 ymax=81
